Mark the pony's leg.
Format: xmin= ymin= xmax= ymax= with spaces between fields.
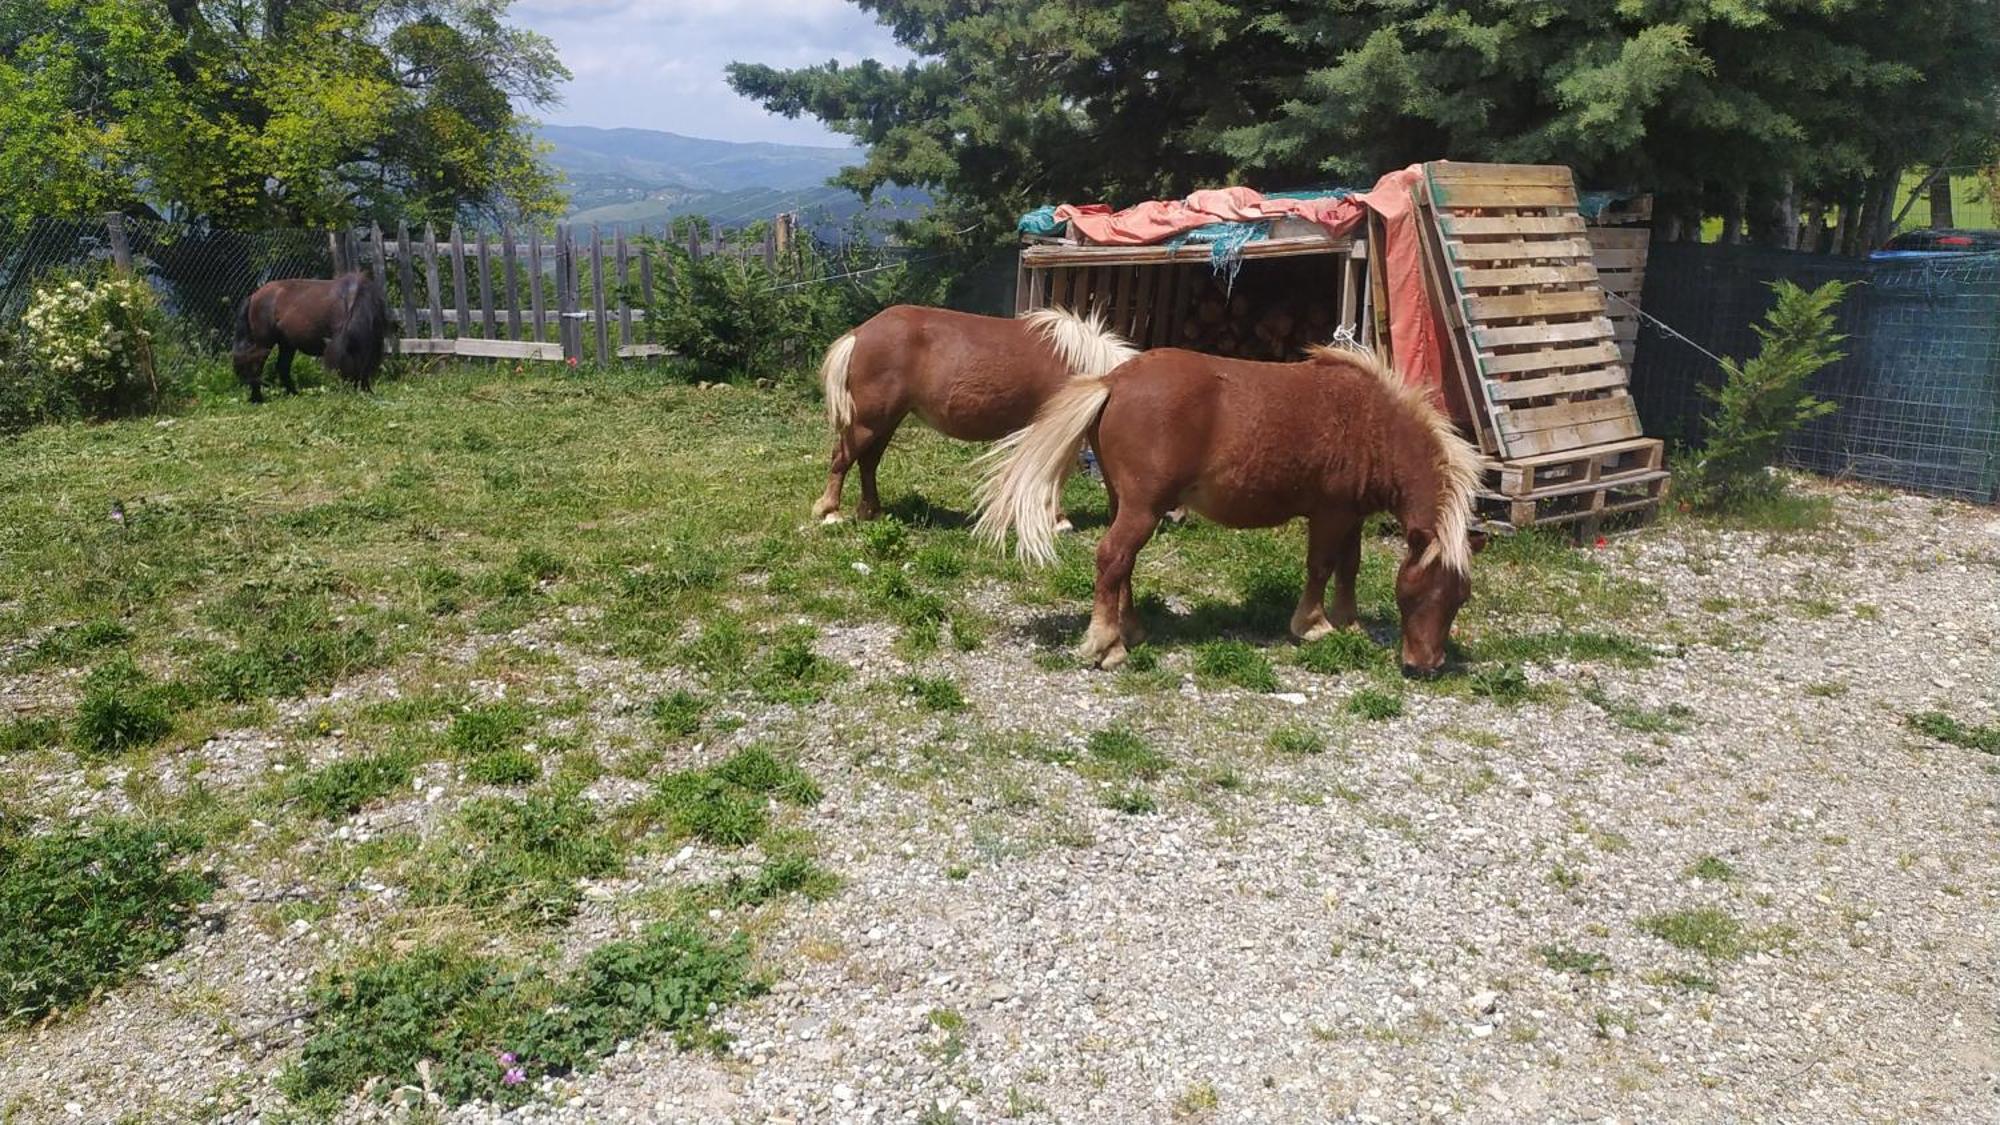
xmin=234 ymin=346 xmax=271 ymax=404
xmin=275 ymin=344 xmax=298 ymax=394
xmin=1327 ymin=520 xmax=1363 ymax=629
xmin=1081 ymin=507 xmax=1159 ymax=669
xmin=811 ymin=434 xmax=853 ymax=523
xmin=1292 ymin=513 xmax=1359 ymax=641
xmin=1118 ymin=576 xmax=1146 ymax=648
xmin=852 ymin=416 xmax=902 ymax=521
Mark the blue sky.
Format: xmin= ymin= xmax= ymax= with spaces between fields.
xmin=512 ymin=0 xmax=911 ymax=148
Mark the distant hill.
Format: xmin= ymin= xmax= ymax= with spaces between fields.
xmin=536 ymin=124 xmax=927 ymax=236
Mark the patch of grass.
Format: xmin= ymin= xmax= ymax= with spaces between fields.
xmin=19 ymin=618 xmax=132 ymax=670
xmin=1469 ymin=630 xmax=1657 ymax=668
xmin=71 ymin=657 xmax=175 ymax=758
xmin=1085 ymin=727 xmax=1169 ymax=780
xmin=291 ymin=750 xmax=420 ymax=819
xmin=682 ymin=617 xmax=751 ymax=681
xmin=1346 ymin=688 xmax=1403 ymax=721
xmin=724 ymin=851 xmax=840 ymax=907
xmin=1686 ymin=855 xmax=1739 ymax=882
xmin=0 ymin=715 xmax=63 ymax=755
xmin=651 ymin=690 xmax=709 ymax=738
xmin=282 ymin=923 xmax=750 ymax=1111
xmin=1173 ymin=1080 xmax=1220 ymax=1118
xmin=1906 ymin=711 xmax=2000 ymax=755
xmin=1295 ymin=630 xmax=1384 ymax=675
xmin=1101 ymin=787 xmax=1158 ymax=815
xmin=1640 ymin=907 xmax=1751 ymax=958
xmin=656 ymin=745 xmax=821 ymax=847
xmin=414 ymin=786 xmax=620 ymax=925
xmin=1266 ymin=726 xmax=1326 ymax=756
xmin=0 ymin=818 xmax=214 ymax=1026
xmin=1467 ymin=662 xmax=1533 ymax=705
xmin=1644 ymin=968 xmax=1719 ymax=993
xmin=466 ymin=747 xmax=542 ymax=786
xmin=445 ymin=702 xmax=531 ymax=757
xmin=1582 ymin=684 xmax=1695 ymax=734
xmin=750 ymin=628 xmax=846 ymax=705
xmin=1192 ymin=640 xmax=1279 ymax=692
xmin=1539 ymin=944 xmax=1613 ymax=976
xmin=897 ymin=674 xmax=967 ymax=713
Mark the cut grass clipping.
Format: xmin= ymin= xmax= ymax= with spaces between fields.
xmin=0 ymin=818 xmax=214 ymax=1026
xmin=282 ymin=924 xmax=751 ymax=1112
xmin=656 ymin=745 xmax=821 ymax=847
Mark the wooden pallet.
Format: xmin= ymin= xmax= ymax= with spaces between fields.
xmin=1417 ymin=163 xmax=1644 ymax=460
xmin=1476 ymin=436 xmax=1670 ymax=534
xmin=1584 ymin=197 xmax=1651 ymax=366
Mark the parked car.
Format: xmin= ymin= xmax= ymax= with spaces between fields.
xmin=1873 ymin=227 xmax=2000 ymax=258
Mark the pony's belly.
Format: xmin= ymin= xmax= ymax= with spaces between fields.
xmin=1182 ymin=483 xmax=1307 ymax=529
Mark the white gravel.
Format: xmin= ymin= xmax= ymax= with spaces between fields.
xmin=3 ymin=482 xmax=1997 ymax=1124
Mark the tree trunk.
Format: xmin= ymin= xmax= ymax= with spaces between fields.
xmin=1863 ymin=169 xmax=1900 ymax=251
xmin=1719 ymin=190 xmax=1745 ymax=245
xmin=1776 ymin=177 xmax=1799 ymax=250
xmin=1802 ymin=203 xmax=1825 ymax=253
xmin=1930 ymin=176 xmax=1955 ymax=228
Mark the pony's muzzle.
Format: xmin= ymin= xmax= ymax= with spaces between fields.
xmin=1401 ymin=662 xmax=1442 ymax=681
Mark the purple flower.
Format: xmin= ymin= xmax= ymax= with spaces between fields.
xmin=503 ymin=1066 xmax=526 ymax=1086
xmin=498 ymin=1051 xmax=517 ymax=1065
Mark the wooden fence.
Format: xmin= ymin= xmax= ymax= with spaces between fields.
xmin=329 ymin=215 xmax=799 ymax=364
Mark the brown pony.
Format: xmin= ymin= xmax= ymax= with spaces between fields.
xmin=975 ymin=344 xmax=1488 ymax=677
xmin=232 ymin=271 xmax=389 ymax=403
xmin=811 ymin=305 xmax=1137 ymax=523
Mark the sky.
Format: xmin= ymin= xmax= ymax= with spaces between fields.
xmin=511 ymin=0 xmax=912 ymax=149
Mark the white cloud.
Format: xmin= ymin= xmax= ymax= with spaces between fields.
xmin=510 ymin=0 xmax=911 ymax=144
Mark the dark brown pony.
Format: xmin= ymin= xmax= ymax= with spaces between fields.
xmin=975 ymin=344 xmax=1488 ymax=676
xmin=232 ymin=271 xmax=388 ymax=403
xmin=811 ymin=305 xmax=1137 ymax=522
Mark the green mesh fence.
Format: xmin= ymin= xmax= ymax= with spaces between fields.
xmin=1632 ymin=243 xmax=2000 ymax=504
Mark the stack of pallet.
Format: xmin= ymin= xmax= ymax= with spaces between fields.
xmin=1411 ymin=163 xmax=1670 ymax=535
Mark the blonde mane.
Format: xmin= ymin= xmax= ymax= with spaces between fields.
xmin=1022 ymin=306 xmax=1138 ymax=377
xmin=1306 ymin=344 xmax=1480 ymax=575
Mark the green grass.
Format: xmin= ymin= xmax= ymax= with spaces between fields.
xmin=1345 ymin=688 xmax=1404 ymax=721
xmin=897 ymin=674 xmax=968 ymax=713
xmin=1294 ymin=630 xmax=1385 ymax=675
xmin=1640 ymin=906 xmax=1791 ymax=960
xmin=651 ymin=690 xmax=709 ymax=738
xmin=412 ymin=786 xmax=621 ymax=926
xmin=1539 ymin=944 xmax=1613 ymax=976
xmin=1084 ymin=727 xmax=1169 ymax=780
xmin=1191 ymin=640 xmax=1279 ymax=693
xmin=655 ymin=745 xmax=821 ymax=848
xmin=1266 ymin=725 xmax=1326 ymax=756
xmin=291 ymin=749 xmax=420 ymax=819
xmin=1906 ymin=711 xmax=2000 ymax=754
xmin=1582 ymin=684 xmax=1696 ymax=734
xmin=0 ymin=818 xmax=214 ymax=1026
xmin=1686 ymin=855 xmax=1739 ymax=882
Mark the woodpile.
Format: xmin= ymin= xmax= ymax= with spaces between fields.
xmin=1170 ymin=259 xmax=1346 ymax=361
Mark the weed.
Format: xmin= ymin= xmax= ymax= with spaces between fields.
xmin=1641 ymin=907 xmax=1748 ymax=958
xmin=1266 ymin=726 xmax=1326 ymax=756
xmin=1906 ymin=711 xmax=2000 ymax=755
xmin=1686 ymin=855 xmax=1739 ymax=882
xmin=1346 ymin=688 xmax=1403 ymax=721
xmin=712 ymin=745 xmax=823 ymax=805
xmin=1592 ymin=1008 xmax=1636 ymax=1039
xmin=21 ymin=619 xmax=132 ymax=669
xmin=1582 ymin=684 xmax=1695 ymax=734
xmin=71 ymin=657 xmax=175 ymax=758
xmin=1470 ymin=630 xmax=1655 ymax=668
xmin=282 ymin=923 xmax=749 ymax=1110
xmin=750 ymin=628 xmax=846 ymax=705
xmin=1192 ymin=640 xmax=1279 ymax=692
xmin=725 ymin=851 xmax=840 ymax=906
xmin=466 ymin=748 xmax=542 ymax=786
xmin=0 ymin=715 xmax=63 ymax=755
xmin=1549 ymin=863 xmax=1583 ymax=890
xmin=1644 ymin=968 xmax=1719 ymax=993
xmin=1085 ymin=727 xmax=1169 ymax=780
xmin=913 ymin=543 xmax=966 ymax=580
xmin=1173 ymin=1080 xmax=1220 ymax=1118
xmin=1539 ymin=945 xmax=1613 ymax=976
xmin=415 ymin=786 xmax=620 ymax=925
xmin=898 ymin=675 xmax=968 ymax=713
xmin=1120 ymin=644 xmax=1159 ymax=673
xmin=652 ymin=691 xmax=709 ymax=738
xmin=291 ymin=750 xmax=419 ymax=819
xmin=656 ymin=746 xmax=820 ymax=847
xmin=446 ymin=702 xmax=530 ymax=757
xmin=0 ymin=818 xmax=213 ymax=1025
xmin=1295 ymin=630 xmax=1384 ymax=675
xmin=1101 ymin=788 xmax=1158 ymax=815
xmin=1467 ymin=662 xmax=1533 ymax=705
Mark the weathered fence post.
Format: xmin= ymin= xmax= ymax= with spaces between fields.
xmin=476 ymin=230 xmax=497 ymax=339
xmin=422 ymin=224 xmax=446 ymax=339
xmin=501 ymin=224 xmax=523 ymax=341
xmin=687 ymin=224 xmax=702 ymax=262
xmin=449 ymin=224 xmax=472 ymax=338
xmin=529 ymin=229 xmax=548 ymax=343
xmin=104 ymin=213 xmax=133 ymax=273
xmin=615 ymin=229 xmax=633 ymax=352
xmin=762 ymin=222 xmax=777 ymax=272
xmin=395 ymin=221 xmax=420 ymax=345
xmin=371 ymin=223 xmax=398 ymax=355
xmin=590 ymin=223 xmax=610 ymax=364
xmin=557 ymin=224 xmax=580 ymax=363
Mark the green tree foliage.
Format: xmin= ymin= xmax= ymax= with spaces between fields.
xmin=728 ymin=2 xmax=2000 ymax=250
xmin=0 ymin=0 xmax=568 ymax=227
xmin=1685 ymin=280 xmax=1851 ymax=509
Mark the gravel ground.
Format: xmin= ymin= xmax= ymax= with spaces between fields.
xmin=4 ymin=483 xmax=1997 ymax=1124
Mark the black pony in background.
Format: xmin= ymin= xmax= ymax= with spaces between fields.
xmin=231 ymin=271 xmax=388 ymax=403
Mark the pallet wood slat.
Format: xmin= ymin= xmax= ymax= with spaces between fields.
xmin=1460 ymin=289 xmax=1606 ymax=322
xmin=1441 ymin=214 xmax=1587 ymax=237
xmin=1470 ymin=318 xmax=1615 ymax=349
xmin=1477 ymin=339 xmax=1624 ymax=377
xmin=1428 ymin=182 xmax=1579 ymax=209
xmin=1454 ymin=264 xmax=1600 ymax=290
xmin=1426 ymin=162 xmax=1576 ymax=188
xmin=1493 ymin=393 xmax=1636 ymax=434
xmin=1484 ymin=367 xmax=1629 ymax=403
xmin=590 ymin=225 xmax=610 ymax=363
xmin=1447 ymin=237 xmax=1595 ymax=262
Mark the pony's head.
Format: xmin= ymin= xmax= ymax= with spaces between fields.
xmin=1395 ymin=524 xmax=1490 ymax=677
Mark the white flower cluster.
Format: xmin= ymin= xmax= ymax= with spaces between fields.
xmin=21 ymin=276 xmax=157 ymax=381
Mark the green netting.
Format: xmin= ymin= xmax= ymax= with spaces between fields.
xmin=1632 ymin=243 xmax=2000 ymax=503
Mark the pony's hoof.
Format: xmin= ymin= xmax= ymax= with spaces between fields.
xmin=1292 ymin=620 xmax=1335 ymax=643
xmin=1165 ymin=507 xmax=1189 ymax=524
xmin=1095 ymin=644 xmax=1129 ymax=671
xmin=1053 ymin=518 xmax=1076 ymax=535
xmin=818 ymin=511 xmax=845 ymax=525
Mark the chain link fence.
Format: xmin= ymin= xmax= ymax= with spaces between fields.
xmin=1633 ymin=243 xmax=2000 ymax=504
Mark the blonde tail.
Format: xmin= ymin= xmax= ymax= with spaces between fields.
xmin=819 ymin=332 xmax=856 ymax=431
xmin=974 ymin=376 xmax=1112 ymax=564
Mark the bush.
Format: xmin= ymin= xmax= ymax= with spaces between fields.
xmin=3 ymin=273 xmax=171 ymax=431
xmin=1684 ymin=280 xmax=1851 ymax=510
xmin=0 ymin=818 xmax=213 ymax=1025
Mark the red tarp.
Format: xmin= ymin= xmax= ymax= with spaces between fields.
xmin=1050 ymin=166 xmax=1453 ymax=420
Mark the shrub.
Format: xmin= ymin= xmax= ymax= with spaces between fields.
xmin=1684 ymin=280 xmax=1851 ymax=510
xmin=0 ymin=819 xmax=213 ymax=1025
xmin=4 ymin=274 xmax=171 ymax=430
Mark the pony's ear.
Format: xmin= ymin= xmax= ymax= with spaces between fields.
xmin=1405 ymin=526 xmax=1438 ymax=568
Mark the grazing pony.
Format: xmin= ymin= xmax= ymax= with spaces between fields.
xmin=232 ymin=272 xmax=389 ymax=403
xmin=812 ymin=305 xmax=1137 ymax=523
xmin=975 ymin=344 xmax=1489 ymax=676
